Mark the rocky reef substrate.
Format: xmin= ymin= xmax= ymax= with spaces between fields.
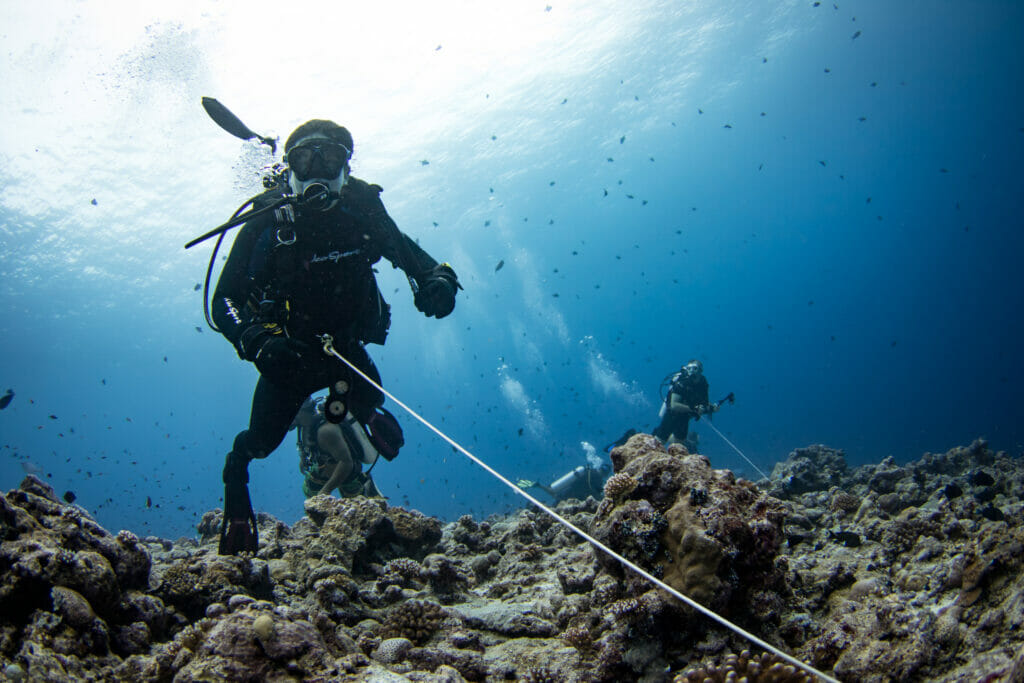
xmin=1 ymin=436 xmax=1022 ymax=682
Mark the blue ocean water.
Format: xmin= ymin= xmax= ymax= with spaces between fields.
xmin=1 ymin=1 xmax=1021 ymax=540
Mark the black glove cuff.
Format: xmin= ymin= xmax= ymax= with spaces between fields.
xmin=237 ymin=325 xmax=271 ymax=361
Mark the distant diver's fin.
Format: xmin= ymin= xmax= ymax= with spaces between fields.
xmin=603 ymin=428 xmax=638 ymax=452
xmin=201 ymin=96 xmax=277 ymax=154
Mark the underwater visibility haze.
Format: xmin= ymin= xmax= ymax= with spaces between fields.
xmin=1 ymin=0 xmax=1022 ymax=541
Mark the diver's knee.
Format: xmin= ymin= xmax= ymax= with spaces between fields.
xmin=232 ymin=430 xmax=271 ymax=461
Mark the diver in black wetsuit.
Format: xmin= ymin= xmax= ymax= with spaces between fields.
xmin=213 ymin=119 xmax=460 ymax=555
xmin=653 ymin=360 xmax=717 ymax=451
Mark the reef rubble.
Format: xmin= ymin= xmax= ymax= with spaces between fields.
xmin=0 ymin=436 xmax=1021 ymax=682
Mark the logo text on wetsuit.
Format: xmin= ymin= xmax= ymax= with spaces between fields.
xmin=311 ymin=249 xmax=361 ymax=264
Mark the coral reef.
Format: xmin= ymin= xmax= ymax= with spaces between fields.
xmin=0 ymin=436 xmax=1022 ymax=681
xmin=592 ymin=434 xmax=789 ymax=627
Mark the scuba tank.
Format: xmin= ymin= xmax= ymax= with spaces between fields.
xmin=341 ymin=413 xmax=380 ymax=465
xmin=549 ymin=466 xmax=587 ymax=497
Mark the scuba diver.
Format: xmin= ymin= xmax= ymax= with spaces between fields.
xmin=517 ymin=463 xmax=612 ymax=503
xmin=652 ymin=360 xmax=733 ymax=452
xmin=209 ymin=118 xmax=460 ymax=555
xmin=292 ymin=395 xmax=396 ymax=498
xmin=517 ymin=442 xmax=612 ymax=503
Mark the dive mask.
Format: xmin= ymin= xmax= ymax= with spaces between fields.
xmin=286 ymin=139 xmax=351 ymax=182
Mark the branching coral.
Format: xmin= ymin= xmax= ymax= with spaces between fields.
xmin=376 ymin=557 xmax=423 ymax=591
xmin=604 ymin=472 xmax=638 ymax=500
xmin=381 ymin=600 xmax=446 ymax=644
xmin=674 ymin=650 xmax=813 ymax=683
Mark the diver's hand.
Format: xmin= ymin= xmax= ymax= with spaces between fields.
xmin=415 ymin=264 xmax=460 ymax=318
xmin=254 ymin=337 xmax=309 ymax=382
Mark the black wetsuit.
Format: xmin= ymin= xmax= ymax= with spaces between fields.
xmin=653 ymin=372 xmax=711 ymax=444
xmin=213 ymin=177 xmax=440 ymax=461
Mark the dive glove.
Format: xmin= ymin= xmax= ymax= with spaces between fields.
xmin=414 ymin=263 xmax=460 ymax=319
xmin=237 ymin=324 xmax=309 ymax=380
xmin=254 ymin=337 xmax=309 ymax=381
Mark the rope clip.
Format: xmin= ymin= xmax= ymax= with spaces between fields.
xmin=318 ymin=333 xmax=335 ymax=357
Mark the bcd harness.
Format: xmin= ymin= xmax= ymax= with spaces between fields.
xmin=241 ymin=192 xmax=392 ymax=347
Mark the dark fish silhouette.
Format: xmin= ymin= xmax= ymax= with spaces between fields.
xmin=63 ymin=491 xmax=76 ymax=504
xmin=495 ymin=260 xmax=504 ymax=272
xmin=0 ymin=390 xmax=13 ymax=410
xmin=851 ymin=30 xmax=861 ymax=40
xmin=194 ymin=283 xmax=201 ymax=291
xmin=829 ymin=530 xmax=861 ymax=547
xmin=146 ymin=496 xmax=152 ymax=508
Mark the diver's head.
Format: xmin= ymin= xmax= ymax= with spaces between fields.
xmin=284 ymin=120 xmax=353 ymax=209
xmin=682 ymin=359 xmax=703 ymax=378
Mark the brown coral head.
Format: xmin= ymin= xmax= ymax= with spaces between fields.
xmin=381 ymin=599 xmax=447 ymax=645
xmin=604 ymin=472 xmax=639 ymax=500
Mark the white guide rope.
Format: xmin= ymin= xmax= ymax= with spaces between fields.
xmin=321 ymin=338 xmax=836 ymax=682
xmin=703 ymin=419 xmax=772 ymax=481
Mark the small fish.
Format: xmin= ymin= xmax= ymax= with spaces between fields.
xmin=619 ymin=135 xmax=625 ymax=144
xmin=146 ymin=496 xmax=152 ymax=508
xmin=495 ymin=260 xmax=504 ymax=272
xmin=698 ymin=108 xmax=703 ymax=114
xmin=195 ymin=326 xmax=202 ymax=333
xmin=48 ymin=414 xmax=58 ymax=420
xmin=20 ymin=462 xmax=44 ymax=476
xmin=549 ymin=181 xmax=555 ymax=186
xmin=0 ymin=389 xmax=13 ymax=410
xmin=723 ymin=124 xmax=732 ymax=129
xmin=490 ymin=135 xmax=497 ymax=141
xmin=819 ymin=160 xmax=827 ymax=167
xmin=762 ymin=57 xmax=767 ymax=63
xmin=979 ymin=504 xmax=1005 ymax=522
xmin=63 ymin=490 xmax=77 ymax=504
xmin=193 ymin=283 xmax=201 ymax=291
xmin=828 ymin=529 xmax=861 ymax=547
xmin=851 ymin=30 xmax=861 ymax=40
xmin=91 ymin=198 xmax=98 ymax=206
xmin=969 ymin=470 xmax=995 ymax=487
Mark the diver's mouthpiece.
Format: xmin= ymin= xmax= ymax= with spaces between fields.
xmin=301 ymin=183 xmax=332 ymax=211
